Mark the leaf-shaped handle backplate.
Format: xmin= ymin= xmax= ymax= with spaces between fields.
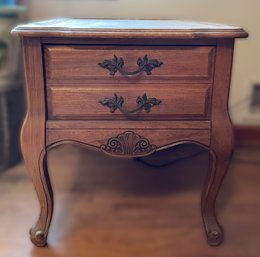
xmin=98 ymin=55 xmax=163 ymax=76
xmin=99 ymin=93 xmax=162 ymax=114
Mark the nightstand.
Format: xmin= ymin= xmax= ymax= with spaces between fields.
xmin=12 ymin=19 xmax=248 ymax=247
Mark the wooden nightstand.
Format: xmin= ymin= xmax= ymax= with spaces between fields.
xmin=12 ymin=19 xmax=248 ymax=247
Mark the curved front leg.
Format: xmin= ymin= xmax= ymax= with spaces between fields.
xmin=22 ymin=147 xmax=53 ymax=247
xmin=21 ymin=38 xmax=53 ymax=246
xmin=201 ymin=39 xmax=235 ymax=246
xmin=201 ymin=145 xmax=233 ymax=246
xmin=31 ymin=151 xmax=53 ymax=247
xmin=201 ymin=112 xmax=234 ymax=246
xmin=20 ymin=103 xmax=54 ymax=247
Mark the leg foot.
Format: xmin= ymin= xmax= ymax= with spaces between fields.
xmin=30 ymin=228 xmax=48 ymax=247
xmin=207 ymin=228 xmax=223 ymax=246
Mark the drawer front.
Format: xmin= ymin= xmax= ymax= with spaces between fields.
xmin=44 ymin=45 xmax=215 ymax=84
xmin=47 ymin=84 xmax=211 ymax=120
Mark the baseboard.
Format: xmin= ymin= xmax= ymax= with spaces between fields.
xmin=234 ymin=125 xmax=260 ymax=145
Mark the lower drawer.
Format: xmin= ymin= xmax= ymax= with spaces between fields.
xmin=47 ymin=84 xmax=211 ymax=120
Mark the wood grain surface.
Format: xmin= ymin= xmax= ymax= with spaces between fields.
xmin=46 ymin=120 xmax=211 ymax=130
xmin=47 ymin=84 xmax=211 ymax=120
xmin=202 ymin=39 xmax=235 ymax=246
xmin=44 ymin=46 xmax=215 ymax=84
xmin=20 ymin=38 xmax=53 ymax=247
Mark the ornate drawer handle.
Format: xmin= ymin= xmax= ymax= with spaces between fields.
xmin=99 ymin=93 xmax=162 ymax=114
xmin=98 ymin=55 xmax=163 ymax=76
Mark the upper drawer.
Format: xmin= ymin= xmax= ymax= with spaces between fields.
xmin=44 ymin=45 xmax=215 ymax=84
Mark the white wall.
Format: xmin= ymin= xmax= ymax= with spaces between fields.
xmin=27 ymin=0 xmax=260 ymax=124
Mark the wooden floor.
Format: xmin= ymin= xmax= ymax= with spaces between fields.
xmin=0 ymin=145 xmax=260 ymax=257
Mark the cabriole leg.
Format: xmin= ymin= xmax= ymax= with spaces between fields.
xmin=21 ymin=139 xmax=53 ymax=246
xmin=21 ymin=37 xmax=53 ymax=247
xmin=201 ymin=138 xmax=233 ymax=246
xmin=28 ymin=151 xmax=53 ymax=247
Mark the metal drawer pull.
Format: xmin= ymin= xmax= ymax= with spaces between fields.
xmin=98 ymin=55 xmax=163 ymax=76
xmin=99 ymin=93 xmax=162 ymax=114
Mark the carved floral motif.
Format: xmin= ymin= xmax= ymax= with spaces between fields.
xmin=101 ymin=131 xmax=157 ymax=157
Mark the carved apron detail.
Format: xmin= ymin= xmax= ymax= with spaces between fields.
xmin=101 ymin=131 xmax=156 ymax=157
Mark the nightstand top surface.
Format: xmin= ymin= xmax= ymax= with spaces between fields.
xmin=12 ymin=18 xmax=248 ymax=39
